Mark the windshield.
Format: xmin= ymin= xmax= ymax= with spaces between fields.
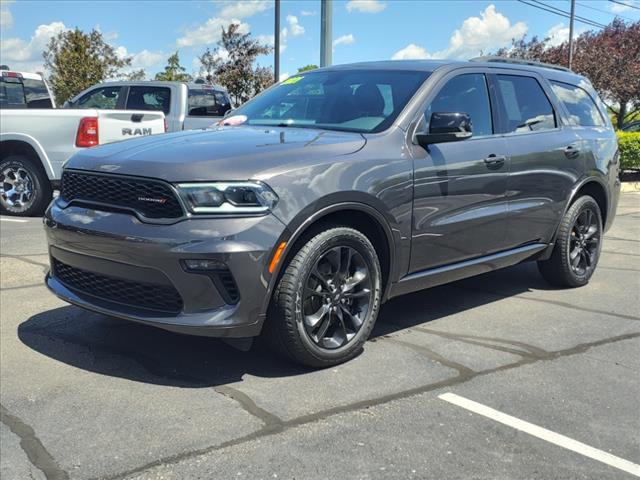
xmin=231 ymin=69 xmax=430 ymax=133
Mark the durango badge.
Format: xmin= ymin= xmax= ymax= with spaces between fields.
xmin=137 ymin=196 xmax=167 ymax=204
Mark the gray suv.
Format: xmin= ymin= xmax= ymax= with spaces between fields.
xmin=44 ymin=59 xmax=621 ymax=367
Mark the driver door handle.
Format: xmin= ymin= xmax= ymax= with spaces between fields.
xmin=564 ymin=145 xmax=581 ymax=159
xmin=483 ymin=154 xmax=506 ymax=169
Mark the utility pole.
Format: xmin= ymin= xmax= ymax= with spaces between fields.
xmin=320 ymin=0 xmax=333 ymax=67
xmin=568 ymin=0 xmax=575 ymax=69
xmin=274 ymin=0 xmax=280 ymax=82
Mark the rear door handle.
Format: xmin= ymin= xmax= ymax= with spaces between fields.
xmin=564 ymin=145 xmax=580 ymax=159
xmin=483 ymin=154 xmax=506 ymax=169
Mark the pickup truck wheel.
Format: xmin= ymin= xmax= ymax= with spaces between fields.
xmin=0 ymin=155 xmax=52 ymax=216
xmin=266 ymin=227 xmax=382 ymax=368
xmin=538 ymin=195 xmax=602 ymax=288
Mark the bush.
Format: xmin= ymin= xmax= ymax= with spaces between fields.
xmin=617 ymin=132 xmax=640 ymax=171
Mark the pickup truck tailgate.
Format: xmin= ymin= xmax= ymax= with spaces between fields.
xmin=98 ymin=110 xmax=165 ymax=144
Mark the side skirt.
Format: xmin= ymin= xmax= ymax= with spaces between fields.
xmin=388 ymin=243 xmax=548 ymax=299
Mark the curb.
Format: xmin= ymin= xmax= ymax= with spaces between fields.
xmin=620 ymin=182 xmax=640 ymax=193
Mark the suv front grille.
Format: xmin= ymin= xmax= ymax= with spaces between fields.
xmin=60 ymin=171 xmax=183 ymax=219
xmin=53 ymin=259 xmax=183 ymax=313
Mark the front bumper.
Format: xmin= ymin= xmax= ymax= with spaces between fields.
xmin=44 ymin=202 xmax=287 ymax=337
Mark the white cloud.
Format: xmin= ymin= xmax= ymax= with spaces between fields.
xmin=437 ymin=4 xmax=527 ymax=59
xmin=286 ymin=15 xmax=304 ymax=36
xmin=279 ymin=71 xmax=290 ymax=82
xmin=392 ymin=43 xmax=431 ymax=60
xmin=300 ymin=10 xmax=316 ymax=16
xmin=177 ymin=18 xmax=249 ymax=48
xmin=333 ymin=34 xmax=355 ymax=48
xmin=391 ymin=4 xmax=527 ymax=61
xmin=0 ymin=21 xmax=67 ymax=72
xmin=257 ymin=33 xmax=286 ymax=53
xmin=346 ymin=0 xmax=386 ymax=14
xmin=546 ymin=23 xmax=570 ymax=47
xmin=219 ymin=0 xmax=271 ymax=19
xmin=610 ymin=0 xmax=635 ymax=13
xmin=130 ymin=49 xmax=164 ymax=69
xmin=1 ymin=0 xmax=14 ymax=29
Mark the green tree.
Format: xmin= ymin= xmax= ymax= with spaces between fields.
xmin=297 ymin=64 xmax=318 ymax=73
xmin=198 ymin=23 xmax=273 ymax=104
xmin=43 ymin=28 xmax=131 ymax=105
xmin=155 ymin=51 xmax=192 ymax=82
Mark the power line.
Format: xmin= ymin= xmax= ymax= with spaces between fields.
xmin=517 ymin=0 xmax=606 ymax=29
xmin=574 ymin=1 xmax=636 ymax=22
xmin=609 ymin=0 xmax=640 ymax=11
xmin=532 ymin=0 xmax=608 ymax=28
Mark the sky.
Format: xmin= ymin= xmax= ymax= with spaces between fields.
xmin=1 ymin=0 xmax=639 ymax=81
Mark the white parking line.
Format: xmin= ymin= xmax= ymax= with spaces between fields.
xmin=0 ymin=217 xmax=28 ymax=223
xmin=439 ymin=392 xmax=640 ymax=478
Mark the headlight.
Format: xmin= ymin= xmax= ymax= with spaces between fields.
xmin=176 ymin=181 xmax=278 ymax=214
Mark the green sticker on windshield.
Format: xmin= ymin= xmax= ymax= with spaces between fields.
xmin=282 ymin=76 xmax=303 ymax=85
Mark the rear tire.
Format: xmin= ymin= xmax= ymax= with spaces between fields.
xmin=0 ymin=155 xmax=52 ymax=216
xmin=538 ymin=195 xmax=602 ymax=288
xmin=266 ymin=227 xmax=382 ymax=368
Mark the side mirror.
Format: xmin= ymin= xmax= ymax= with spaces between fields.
xmin=415 ymin=112 xmax=473 ymax=146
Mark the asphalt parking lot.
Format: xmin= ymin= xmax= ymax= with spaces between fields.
xmin=1 ymin=192 xmax=639 ymax=480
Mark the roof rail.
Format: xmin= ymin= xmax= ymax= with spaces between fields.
xmin=470 ymin=56 xmax=572 ymax=73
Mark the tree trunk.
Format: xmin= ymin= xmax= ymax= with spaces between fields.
xmin=617 ymin=100 xmax=628 ymax=129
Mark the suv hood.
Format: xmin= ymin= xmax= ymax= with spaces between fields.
xmin=66 ymin=126 xmax=366 ymax=182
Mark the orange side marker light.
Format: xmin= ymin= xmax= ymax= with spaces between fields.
xmin=269 ymin=242 xmax=287 ymax=273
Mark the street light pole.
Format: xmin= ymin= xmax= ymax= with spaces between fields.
xmin=274 ymin=0 xmax=280 ymax=82
xmin=568 ymin=0 xmax=575 ymax=69
xmin=320 ymin=0 xmax=333 ymax=67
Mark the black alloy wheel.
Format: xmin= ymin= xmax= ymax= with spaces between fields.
xmin=302 ymin=245 xmax=373 ymax=349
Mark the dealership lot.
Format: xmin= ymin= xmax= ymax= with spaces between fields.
xmin=1 ymin=193 xmax=638 ymax=480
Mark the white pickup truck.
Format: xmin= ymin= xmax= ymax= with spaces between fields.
xmin=65 ymin=81 xmax=233 ymax=132
xmin=0 ymin=70 xmax=166 ymax=216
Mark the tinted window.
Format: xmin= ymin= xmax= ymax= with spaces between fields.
xmin=188 ymin=89 xmax=230 ymax=117
xmin=1 ymin=77 xmax=53 ymax=109
xmin=22 ymin=78 xmax=53 ymax=108
xmin=550 ymin=81 xmax=605 ymax=127
xmin=126 ymin=86 xmax=171 ymax=114
xmin=232 ymin=69 xmax=429 ymax=133
xmin=496 ymin=75 xmax=556 ymax=133
xmin=77 ymin=86 xmax=121 ymax=109
xmin=425 ymin=73 xmax=492 ymax=137
xmin=0 ymin=78 xmax=27 ymax=108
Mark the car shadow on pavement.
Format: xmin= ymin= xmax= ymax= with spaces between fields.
xmin=18 ymin=262 xmax=550 ymax=387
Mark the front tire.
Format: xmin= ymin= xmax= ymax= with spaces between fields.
xmin=538 ymin=195 xmax=603 ymax=288
xmin=266 ymin=227 xmax=382 ymax=368
xmin=0 ymin=155 xmax=52 ymax=216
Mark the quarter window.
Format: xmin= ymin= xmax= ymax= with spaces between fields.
xmin=550 ymin=81 xmax=605 ymax=127
xmin=496 ymin=75 xmax=556 ymax=133
xmin=126 ymin=86 xmax=171 ymax=114
xmin=425 ymin=73 xmax=493 ymax=137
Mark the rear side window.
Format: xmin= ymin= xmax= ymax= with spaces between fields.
xmin=426 ymin=73 xmax=493 ymax=137
xmin=496 ymin=75 xmax=556 ymax=133
xmin=188 ymin=89 xmax=231 ymax=117
xmin=550 ymin=81 xmax=605 ymax=127
xmin=77 ymin=86 xmax=121 ymax=109
xmin=126 ymin=86 xmax=171 ymax=114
